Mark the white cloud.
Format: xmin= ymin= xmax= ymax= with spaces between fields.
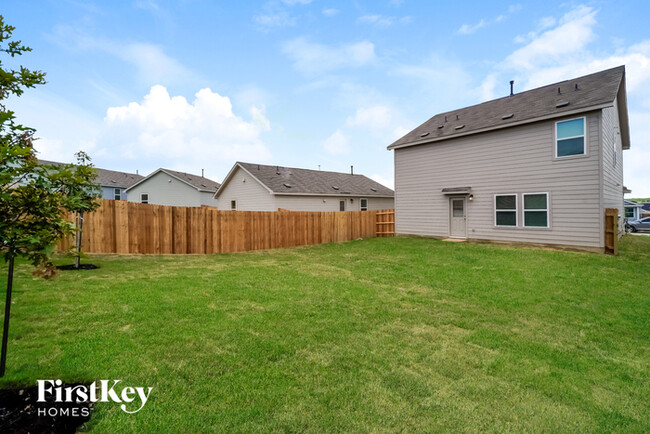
xmin=458 ymin=19 xmax=487 ymax=35
xmin=281 ymin=0 xmax=312 ymax=4
xmin=370 ymin=174 xmax=394 ymax=190
xmin=457 ymin=4 xmax=520 ymax=35
xmin=357 ymin=14 xmax=394 ymax=27
xmin=505 ymin=6 xmax=597 ymax=71
xmin=282 ymin=38 xmax=377 ymax=75
xmin=322 ymin=130 xmax=351 ymax=155
xmin=322 ymin=8 xmax=339 ymax=17
xmin=254 ymin=11 xmax=296 ymax=29
xmin=346 ymin=106 xmax=393 ymax=130
xmin=99 ymin=85 xmax=272 ymax=171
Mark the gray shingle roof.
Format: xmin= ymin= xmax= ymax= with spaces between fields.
xmin=38 ymin=159 xmax=143 ymax=189
xmin=235 ymin=162 xmax=394 ymax=197
xmin=161 ymin=168 xmax=221 ymax=192
xmin=388 ymin=66 xmax=626 ymax=150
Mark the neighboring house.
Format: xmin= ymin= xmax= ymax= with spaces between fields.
xmin=125 ymin=168 xmax=220 ymax=207
xmin=38 ymin=159 xmax=143 ymax=200
xmin=215 ymin=162 xmax=394 ymax=211
xmin=387 ymin=66 xmax=630 ymax=252
xmin=95 ymin=167 xmax=143 ymax=200
xmin=624 ymin=200 xmax=644 ymax=220
xmin=643 ymin=203 xmax=650 ymax=218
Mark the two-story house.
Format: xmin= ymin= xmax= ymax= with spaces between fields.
xmin=388 ymin=66 xmax=630 ymax=253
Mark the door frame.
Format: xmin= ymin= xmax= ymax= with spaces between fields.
xmin=448 ymin=196 xmax=468 ymax=238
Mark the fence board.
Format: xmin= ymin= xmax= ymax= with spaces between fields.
xmin=56 ymin=199 xmax=390 ymax=254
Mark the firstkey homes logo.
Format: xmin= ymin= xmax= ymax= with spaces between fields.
xmin=37 ymin=380 xmax=153 ymax=417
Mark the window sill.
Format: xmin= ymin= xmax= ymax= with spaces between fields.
xmin=553 ymin=153 xmax=589 ymax=161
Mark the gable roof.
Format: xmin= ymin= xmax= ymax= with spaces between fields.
xmin=624 ymin=200 xmax=644 ymax=208
xmin=388 ymin=66 xmax=630 ymax=151
xmin=216 ymin=162 xmax=394 ymax=198
xmin=125 ymin=168 xmax=221 ymax=193
xmin=38 ymin=159 xmax=143 ymax=189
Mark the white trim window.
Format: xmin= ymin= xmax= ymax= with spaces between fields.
xmin=230 ymin=199 xmax=237 ymax=211
xmin=556 ymin=117 xmax=586 ymax=157
xmin=523 ymin=193 xmax=549 ymax=227
xmin=140 ymin=193 xmax=149 ymax=204
xmin=114 ymin=188 xmax=121 ymax=201
xmin=495 ymin=194 xmax=517 ymax=227
xmin=360 ymin=198 xmax=368 ymax=211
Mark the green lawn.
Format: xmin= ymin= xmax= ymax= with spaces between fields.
xmin=1 ymin=236 xmax=649 ymax=432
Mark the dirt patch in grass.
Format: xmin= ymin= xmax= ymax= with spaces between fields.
xmin=0 ymin=383 xmax=92 ymax=433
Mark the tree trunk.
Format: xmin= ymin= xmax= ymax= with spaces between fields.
xmin=75 ymin=212 xmax=84 ymax=269
xmin=0 ymin=256 xmax=15 ymax=377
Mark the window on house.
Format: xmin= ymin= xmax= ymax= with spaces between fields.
xmin=495 ymin=194 xmax=517 ymax=226
xmin=360 ymin=198 xmax=368 ymax=211
xmin=114 ymin=188 xmax=121 ymax=200
xmin=339 ymin=200 xmax=345 ymax=211
xmin=625 ymin=207 xmax=634 ymax=218
xmin=141 ymin=193 xmax=149 ymax=204
xmin=231 ymin=200 xmax=237 ymax=211
xmin=523 ymin=193 xmax=549 ymax=227
xmin=556 ymin=118 xmax=585 ymax=157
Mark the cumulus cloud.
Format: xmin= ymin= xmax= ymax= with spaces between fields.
xmin=322 ymin=129 xmax=351 ymax=155
xmin=457 ymin=4 xmax=521 ymax=35
xmin=99 ymin=85 xmax=272 ymax=170
xmin=282 ymin=38 xmax=376 ymax=75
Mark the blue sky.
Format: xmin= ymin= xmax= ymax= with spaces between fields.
xmin=4 ymin=1 xmax=650 ymax=195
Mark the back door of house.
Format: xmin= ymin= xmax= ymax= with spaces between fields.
xmin=449 ymin=197 xmax=467 ymax=238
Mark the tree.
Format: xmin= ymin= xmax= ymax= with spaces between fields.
xmin=0 ymin=15 xmax=99 ymax=376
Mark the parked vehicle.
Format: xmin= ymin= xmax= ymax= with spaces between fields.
xmin=627 ymin=217 xmax=650 ymax=232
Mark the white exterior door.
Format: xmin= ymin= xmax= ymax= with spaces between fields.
xmin=449 ymin=197 xmax=467 ymax=238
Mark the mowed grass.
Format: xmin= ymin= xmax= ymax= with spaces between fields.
xmin=1 ymin=236 xmax=649 ymax=432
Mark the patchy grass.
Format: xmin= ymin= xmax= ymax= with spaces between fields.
xmin=1 ymin=236 xmax=649 ymax=432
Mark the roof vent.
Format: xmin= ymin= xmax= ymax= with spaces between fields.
xmin=455 ymin=125 xmax=465 ymax=130
xmin=557 ymin=87 xmax=561 ymax=95
xmin=509 ymin=80 xmax=514 ymax=96
xmin=556 ymin=101 xmax=569 ymax=108
xmin=111 ymin=179 xmax=117 ymax=183
xmin=332 ymin=186 xmax=340 ymax=190
xmin=283 ymin=183 xmax=292 ymax=188
xmin=420 ymin=132 xmax=430 ymax=137
xmin=370 ymin=187 xmax=377 ymax=192
xmin=201 ymin=183 xmax=207 ymax=187
xmin=501 ymin=114 xmax=514 ymax=120
xmin=437 ymin=125 xmax=444 ymax=129
xmin=456 ymin=115 xmax=459 ymax=120
xmin=574 ymin=83 xmax=579 ymax=91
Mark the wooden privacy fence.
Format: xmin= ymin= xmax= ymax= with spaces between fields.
xmin=604 ymin=208 xmax=618 ymax=255
xmin=57 ymin=199 xmax=394 ymax=254
xmin=376 ymin=210 xmax=395 ymax=237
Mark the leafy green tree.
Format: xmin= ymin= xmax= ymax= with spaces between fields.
xmin=0 ymin=15 xmax=99 ymax=376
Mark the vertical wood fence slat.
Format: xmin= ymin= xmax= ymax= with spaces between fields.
xmin=604 ymin=208 xmax=618 ymax=255
xmin=56 ymin=199 xmax=393 ymax=254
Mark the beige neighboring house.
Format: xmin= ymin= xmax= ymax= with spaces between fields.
xmin=388 ymin=66 xmax=630 ymax=252
xmin=126 ymin=168 xmax=220 ymax=207
xmin=215 ymin=162 xmax=394 ymax=211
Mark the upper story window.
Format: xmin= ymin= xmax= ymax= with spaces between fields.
xmin=495 ymin=194 xmax=517 ymax=227
xmin=231 ymin=200 xmax=237 ymax=211
xmin=360 ymin=198 xmax=368 ymax=211
xmin=556 ymin=117 xmax=586 ymax=157
xmin=114 ymin=188 xmax=121 ymax=201
xmin=141 ymin=193 xmax=149 ymax=204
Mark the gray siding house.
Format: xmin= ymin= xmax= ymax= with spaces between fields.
xmin=96 ymin=167 xmax=143 ymax=201
xmin=38 ymin=159 xmax=143 ymax=200
xmin=215 ymin=162 xmax=394 ymax=211
xmin=624 ymin=200 xmax=644 ymax=221
xmin=126 ymin=168 xmax=220 ymax=207
xmin=388 ymin=66 xmax=630 ymax=252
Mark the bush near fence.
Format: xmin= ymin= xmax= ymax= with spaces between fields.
xmin=57 ymin=199 xmax=394 ymax=254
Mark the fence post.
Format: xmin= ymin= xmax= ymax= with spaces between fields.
xmin=604 ymin=208 xmax=618 ymax=255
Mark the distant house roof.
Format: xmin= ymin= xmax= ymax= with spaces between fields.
xmin=643 ymin=203 xmax=650 ymax=211
xmin=125 ymin=168 xmax=221 ymax=193
xmin=624 ymin=200 xmax=644 ymax=208
xmin=216 ymin=162 xmax=394 ymax=198
xmin=38 ymin=159 xmax=143 ymax=189
xmin=388 ymin=66 xmax=630 ymax=151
